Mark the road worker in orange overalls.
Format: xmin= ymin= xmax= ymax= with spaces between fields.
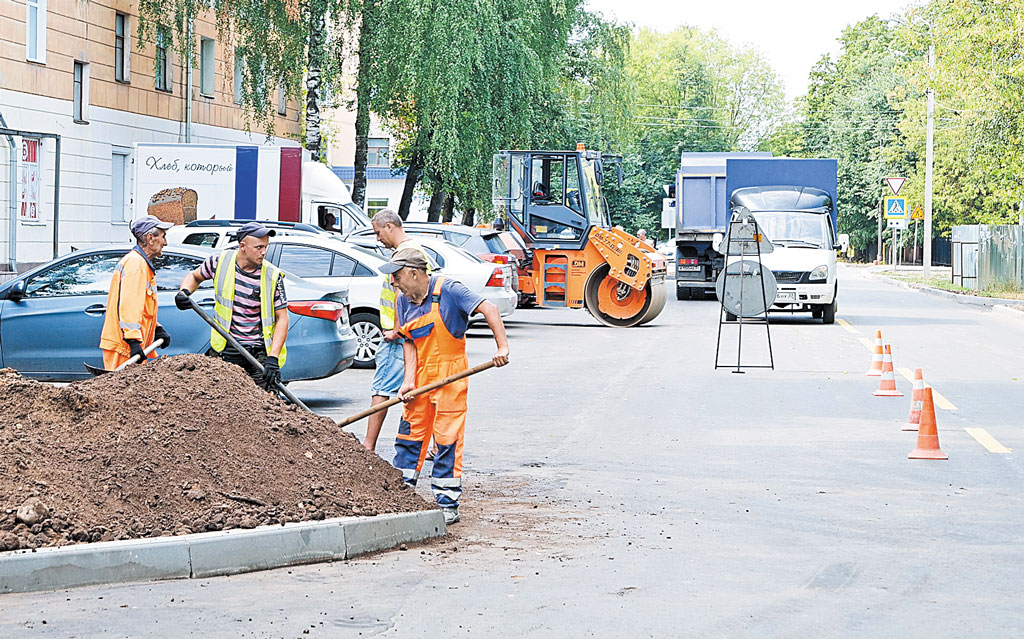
xmin=383 ymin=249 xmax=510 ymax=525
xmin=99 ymin=216 xmax=173 ymax=370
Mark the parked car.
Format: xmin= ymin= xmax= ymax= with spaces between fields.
xmin=338 ymin=235 xmax=517 ymax=365
xmin=0 ymin=245 xmax=357 ymax=382
xmin=165 ymin=219 xmax=331 ymax=250
xmin=348 ymin=222 xmax=516 ymax=265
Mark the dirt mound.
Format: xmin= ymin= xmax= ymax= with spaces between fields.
xmin=0 ymin=355 xmax=430 ymax=551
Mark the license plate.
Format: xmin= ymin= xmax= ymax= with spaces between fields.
xmin=678 ymin=265 xmax=700 ymax=271
xmin=776 ymin=291 xmax=795 ymax=301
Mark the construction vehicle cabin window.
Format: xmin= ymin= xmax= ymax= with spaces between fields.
xmin=580 ymin=159 xmax=607 ymax=227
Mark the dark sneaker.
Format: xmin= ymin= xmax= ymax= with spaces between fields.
xmin=442 ymin=507 xmax=460 ymax=525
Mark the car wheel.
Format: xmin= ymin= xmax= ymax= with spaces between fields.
xmin=822 ymin=300 xmax=836 ymax=324
xmin=812 ymin=307 xmax=823 ymax=319
xmin=350 ymin=312 xmax=383 ymax=369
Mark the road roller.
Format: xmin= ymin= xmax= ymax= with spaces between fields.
xmin=492 ymin=147 xmax=666 ymax=327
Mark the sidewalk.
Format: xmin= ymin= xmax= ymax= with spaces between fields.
xmin=861 ymin=264 xmax=1024 ymax=320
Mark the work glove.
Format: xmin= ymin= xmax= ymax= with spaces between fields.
xmin=153 ymin=325 xmax=171 ymax=349
xmin=125 ymin=339 xmax=146 ymax=362
xmin=261 ymin=356 xmax=281 ymax=391
xmin=174 ymin=289 xmax=192 ymax=311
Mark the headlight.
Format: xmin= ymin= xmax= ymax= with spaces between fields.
xmin=809 ymin=265 xmax=828 ymax=281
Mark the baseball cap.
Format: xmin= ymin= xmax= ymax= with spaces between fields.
xmin=130 ymin=215 xmax=173 ymax=240
xmin=379 ymin=249 xmax=429 ymax=274
xmin=234 ymin=222 xmax=277 ymax=242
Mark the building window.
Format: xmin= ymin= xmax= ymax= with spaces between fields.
xmin=277 ymin=79 xmax=287 ymax=115
xmin=114 ymin=13 xmax=130 ymax=82
xmin=233 ymin=50 xmax=243 ymax=104
xmin=367 ymin=198 xmax=389 ymax=217
xmin=155 ymin=26 xmax=172 ymax=92
xmin=200 ymin=37 xmax=215 ymax=97
xmin=26 ymin=0 xmax=47 ymax=63
xmin=367 ymin=138 xmax=389 ymax=167
xmin=111 ymin=149 xmax=130 ymax=222
xmin=73 ymin=61 xmax=89 ymax=123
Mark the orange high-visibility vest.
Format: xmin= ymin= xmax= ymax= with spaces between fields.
xmin=99 ymin=248 xmax=159 ymax=369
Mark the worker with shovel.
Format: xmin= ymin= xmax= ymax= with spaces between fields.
xmin=175 ymin=222 xmax=288 ymax=391
xmin=99 ymin=216 xmax=174 ymax=370
xmin=384 ymin=249 xmax=510 ymax=525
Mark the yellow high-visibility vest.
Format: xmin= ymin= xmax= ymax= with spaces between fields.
xmin=210 ymin=250 xmax=287 ymax=365
xmin=379 ymin=239 xmax=433 ymax=330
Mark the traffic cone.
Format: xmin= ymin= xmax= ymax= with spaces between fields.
xmin=873 ymin=345 xmax=903 ymax=397
xmin=908 ymin=387 xmax=948 ymax=460
xmin=902 ymin=368 xmax=925 ymax=431
xmin=865 ymin=331 xmax=884 ymax=376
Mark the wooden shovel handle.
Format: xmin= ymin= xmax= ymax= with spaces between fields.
xmin=338 ymin=360 xmax=496 ymax=428
xmin=114 ymin=338 xmax=164 ymax=371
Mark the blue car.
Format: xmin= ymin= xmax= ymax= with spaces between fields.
xmin=0 ymin=244 xmax=357 ymax=382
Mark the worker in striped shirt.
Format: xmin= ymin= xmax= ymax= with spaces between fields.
xmin=175 ymin=222 xmax=289 ymax=391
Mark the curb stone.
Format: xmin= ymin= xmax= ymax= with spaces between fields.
xmin=0 ymin=510 xmax=444 ymax=594
xmin=867 ymin=271 xmax=1023 ymax=308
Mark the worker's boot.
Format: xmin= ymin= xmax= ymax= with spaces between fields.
xmin=442 ymin=506 xmax=460 ymax=526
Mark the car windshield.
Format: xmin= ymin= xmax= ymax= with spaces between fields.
xmin=751 ymin=211 xmax=829 ymax=248
xmin=481 ymin=234 xmax=507 ymax=255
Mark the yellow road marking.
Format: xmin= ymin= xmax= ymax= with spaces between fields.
xmin=837 ymin=318 xmax=858 ymax=334
xmin=896 ymin=367 xmax=958 ymax=410
xmin=858 ymin=337 xmax=874 ymax=351
xmin=964 ymin=428 xmax=1012 ymax=454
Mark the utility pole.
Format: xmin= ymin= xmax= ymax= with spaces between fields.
xmin=923 ymin=43 xmax=935 ymax=278
xmin=876 ymin=198 xmax=882 ymax=263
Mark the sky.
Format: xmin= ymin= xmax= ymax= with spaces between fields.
xmin=585 ymin=0 xmax=915 ymax=100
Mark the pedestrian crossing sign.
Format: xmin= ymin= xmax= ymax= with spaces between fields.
xmin=884 ymin=197 xmax=907 ymax=219
xmin=911 ymin=205 xmax=924 ymax=220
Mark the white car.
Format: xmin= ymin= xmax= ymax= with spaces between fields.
xmin=259 ymin=235 xmax=516 ymax=368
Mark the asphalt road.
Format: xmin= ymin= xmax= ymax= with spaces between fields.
xmin=3 ymin=265 xmax=1022 ymax=637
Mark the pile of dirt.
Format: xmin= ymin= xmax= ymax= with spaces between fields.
xmin=0 ymin=355 xmax=431 ymax=551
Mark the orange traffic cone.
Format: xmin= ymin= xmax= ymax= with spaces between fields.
xmin=865 ymin=331 xmax=883 ymax=376
xmin=902 ymin=368 xmax=925 ymax=431
xmin=908 ymin=387 xmax=948 ymax=460
xmin=873 ymin=345 xmax=903 ymax=397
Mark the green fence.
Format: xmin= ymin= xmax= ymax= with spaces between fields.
xmin=978 ymin=225 xmax=1023 ymax=292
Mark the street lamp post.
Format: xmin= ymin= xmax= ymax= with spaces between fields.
xmin=923 ymin=44 xmax=935 ymax=278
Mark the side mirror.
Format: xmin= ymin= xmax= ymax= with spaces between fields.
xmin=837 ymin=233 xmax=850 ymax=252
xmin=6 ymin=279 xmax=26 ymax=302
xmin=594 ymin=161 xmax=605 ymax=186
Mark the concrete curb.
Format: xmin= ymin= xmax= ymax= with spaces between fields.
xmin=866 ymin=271 xmax=1024 ymax=308
xmin=0 ymin=510 xmax=444 ymax=595
xmin=993 ymin=303 xmax=1024 ymax=321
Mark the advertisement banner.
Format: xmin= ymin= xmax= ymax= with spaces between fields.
xmin=19 ymin=138 xmax=40 ymax=221
xmin=134 ymin=144 xmax=238 ymax=221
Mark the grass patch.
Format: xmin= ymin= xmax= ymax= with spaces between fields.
xmin=886 ymin=273 xmax=1024 ymax=299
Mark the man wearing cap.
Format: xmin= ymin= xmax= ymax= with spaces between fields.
xmin=175 ymin=222 xmax=288 ymax=390
xmin=384 ymin=249 xmax=510 ymax=525
xmin=99 ymin=216 xmax=174 ymax=370
xmin=361 ymin=209 xmax=434 ymax=452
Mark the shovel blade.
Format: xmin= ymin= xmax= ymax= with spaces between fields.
xmin=84 ymin=362 xmax=110 ymax=376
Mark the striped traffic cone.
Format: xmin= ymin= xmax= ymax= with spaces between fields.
xmin=873 ymin=345 xmax=903 ymax=397
xmin=902 ymin=368 xmax=925 ymax=431
xmin=865 ymin=331 xmax=884 ymax=376
xmin=908 ymin=387 xmax=948 ymax=460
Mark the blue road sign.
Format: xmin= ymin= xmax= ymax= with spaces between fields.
xmin=884 ymin=197 xmax=907 ymax=219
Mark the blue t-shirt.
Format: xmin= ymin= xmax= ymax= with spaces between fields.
xmin=396 ymin=276 xmax=485 ymax=339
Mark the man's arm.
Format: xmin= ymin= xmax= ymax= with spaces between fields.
xmin=179 ymin=267 xmax=206 ymax=293
xmin=399 ymin=338 xmax=418 ymax=400
xmin=117 ymin=264 xmax=148 ymax=343
xmin=268 ymin=307 xmax=288 ymax=358
xmin=474 ymin=300 xmax=509 ymax=367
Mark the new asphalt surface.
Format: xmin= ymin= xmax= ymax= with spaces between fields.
xmin=2 ymin=264 xmax=1022 ymax=637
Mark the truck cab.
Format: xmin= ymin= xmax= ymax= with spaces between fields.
xmin=728 ymin=186 xmax=841 ymax=323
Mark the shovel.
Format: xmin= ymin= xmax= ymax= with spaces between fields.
xmin=337 ymin=360 xmax=496 ymax=427
xmin=85 ymin=339 xmax=165 ymax=376
xmin=180 ymin=295 xmax=312 ymax=412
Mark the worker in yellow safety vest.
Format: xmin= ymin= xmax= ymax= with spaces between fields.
xmin=99 ymin=216 xmax=174 ymax=370
xmin=175 ymin=222 xmax=288 ymax=391
xmin=361 ymin=209 xmax=434 ymax=452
